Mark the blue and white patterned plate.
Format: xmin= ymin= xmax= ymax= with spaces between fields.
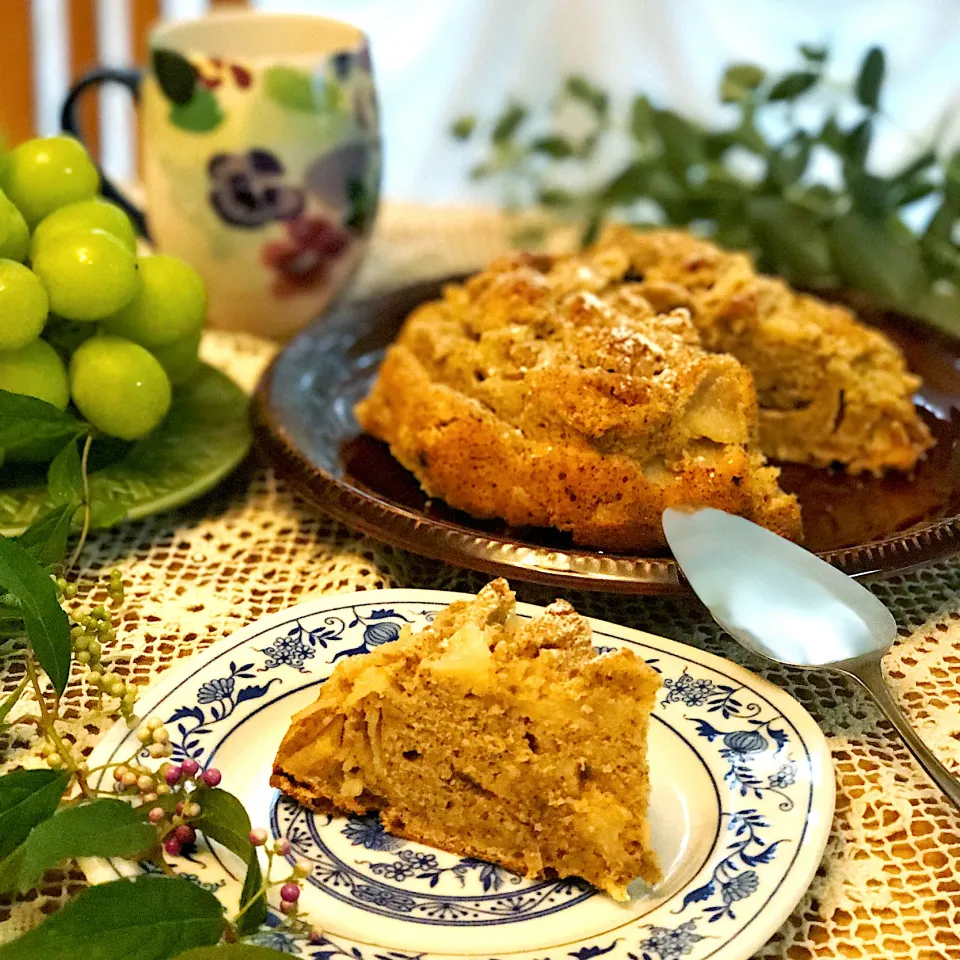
xmin=83 ymin=589 xmax=835 ymax=960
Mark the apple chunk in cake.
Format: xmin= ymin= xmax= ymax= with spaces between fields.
xmin=355 ymin=253 xmax=800 ymax=550
xmin=271 ymin=578 xmax=662 ymax=900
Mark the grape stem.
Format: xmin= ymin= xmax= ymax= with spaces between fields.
xmin=66 ymin=433 xmax=94 ymax=573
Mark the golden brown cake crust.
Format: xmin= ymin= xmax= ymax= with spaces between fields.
xmin=271 ymin=579 xmax=662 ymax=899
xmin=594 ymin=226 xmax=933 ymax=473
xmin=356 ymin=251 xmax=800 ymax=550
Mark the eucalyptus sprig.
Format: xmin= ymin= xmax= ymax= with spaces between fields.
xmin=0 ymin=393 xmax=318 ymax=957
xmin=454 ymin=44 xmax=960 ymax=333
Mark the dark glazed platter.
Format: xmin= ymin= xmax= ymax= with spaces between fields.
xmin=253 ymin=276 xmax=960 ymax=595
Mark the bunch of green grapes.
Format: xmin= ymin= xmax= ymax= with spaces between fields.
xmin=0 ymin=135 xmax=206 ymax=460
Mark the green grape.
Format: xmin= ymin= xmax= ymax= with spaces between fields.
xmin=4 ymin=136 xmax=99 ymax=227
xmin=0 ymin=259 xmax=47 ymax=349
xmin=32 ymin=228 xmax=139 ymax=321
xmin=149 ymin=328 xmax=202 ymax=385
xmin=31 ymin=198 xmax=137 ymax=257
xmin=0 ymin=337 xmax=69 ymax=409
xmin=69 ymin=336 xmax=171 ymax=440
xmin=0 ymin=189 xmax=29 ymax=261
xmin=102 ymin=255 xmax=206 ymax=347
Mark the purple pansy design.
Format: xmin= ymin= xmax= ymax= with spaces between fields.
xmin=208 ymin=149 xmax=304 ymax=227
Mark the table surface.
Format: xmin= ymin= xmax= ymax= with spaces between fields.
xmin=1 ymin=204 xmax=959 ymax=960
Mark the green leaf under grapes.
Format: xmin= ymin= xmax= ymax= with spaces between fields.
xmin=767 ymin=71 xmax=818 ymax=101
xmin=17 ymin=504 xmax=74 ymax=569
xmin=0 ymin=798 xmax=157 ymax=893
xmin=152 ymin=49 xmax=199 ymax=106
xmin=0 ymin=391 xmax=84 ymax=449
xmin=175 ymin=948 xmax=287 ymax=960
xmin=0 ymin=536 xmax=71 ymax=694
xmin=0 ymin=876 xmax=224 ymax=960
xmin=0 ymin=769 xmax=68 ymax=860
xmin=191 ymin=788 xmax=265 ymax=934
xmin=47 ymin=440 xmax=84 ymax=507
xmin=170 ymin=88 xmax=225 ymax=134
xmin=856 ymin=46 xmax=885 ymax=109
xmin=720 ymin=63 xmax=766 ymax=103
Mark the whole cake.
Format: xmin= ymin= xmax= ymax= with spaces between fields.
xmin=355 ymin=248 xmax=801 ymax=550
xmin=593 ymin=227 xmax=933 ymax=473
xmin=271 ymin=579 xmax=662 ymax=900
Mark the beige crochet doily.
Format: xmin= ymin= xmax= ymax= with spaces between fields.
xmin=1 ymin=205 xmax=960 ymax=958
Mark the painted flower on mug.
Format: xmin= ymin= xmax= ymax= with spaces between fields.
xmin=207 ymin=149 xmax=305 ymax=228
xmin=260 ymin=215 xmax=351 ymax=297
xmin=197 ymin=57 xmax=253 ymax=91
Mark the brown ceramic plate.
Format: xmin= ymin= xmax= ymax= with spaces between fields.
xmin=252 ymin=276 xmax=960 ymax=595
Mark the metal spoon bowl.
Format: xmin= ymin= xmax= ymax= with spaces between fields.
xmin=662 ymin=506 xmax=960 ymax=810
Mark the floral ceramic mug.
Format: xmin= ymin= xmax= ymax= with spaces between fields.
xmin=62 ymin=11 xmax=380 ymax=339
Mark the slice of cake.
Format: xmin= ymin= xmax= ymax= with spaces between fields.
xmin=355 ymin=251 xmax=801 ymax=550
xmin=592 ymin=226 xmax=933 ymax=473
xmin=271 ymin=579 xmax=662 ymax=900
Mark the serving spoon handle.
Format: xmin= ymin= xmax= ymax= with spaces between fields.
xmin=837 ymin=653 xmax=960 ymax=810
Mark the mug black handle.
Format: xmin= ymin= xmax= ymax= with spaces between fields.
xmin=61 ymin=67 xmax=149 ymax=239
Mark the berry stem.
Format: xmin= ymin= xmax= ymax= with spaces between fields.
xmin=66 ymin=432 xmax=94 ymax=573
xmin=25 ymin=656 xmax=91 ymax=796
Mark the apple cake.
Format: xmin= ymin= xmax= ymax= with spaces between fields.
xmin=271 ymin=578 xmax=662 ymax=900
xmin=592 ymin=226 xmax=933 ymax=473
xmin=355 ymin=251 xmax=801 ymax=550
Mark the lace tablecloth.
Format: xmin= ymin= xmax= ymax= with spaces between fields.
xmin=2 ymin=204 xmax=960 ymax=958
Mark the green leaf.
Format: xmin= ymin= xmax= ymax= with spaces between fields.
xmin=89 ymin=497 xmax=129 ymax=529
xmin=237 ymin=847 xmax=266 ymax=936
xmin=846 ymin=169 xmax=892 ymax=220
xmin=263 ymin=65 xmax=318 ymax=113
xmin=652 ymin=109 xmax=704 ymax=173
xmin=175 ymin=949 xmax=285 ymax=960
xmin=47 ymin=440 xmax=83 ymax=507
xmin=191 ymin=788 xmax=265 ymax=934
xmin=818 ymin=115 xmax=845 ymax=152
xmin=767 ymin=133 xmax=812 ymax=187
xmin=893 ymin=149 xmax=937 ymax=185
xmin=830 ymin=213 xmax=928 ymax=306
xmin=0 ymin=391 xmax=84 ymax=449
xmin=152 ymin=49 xmax=198 ymax=105
xmin=925 ymin=197 xmax=960 ymax=241
xmin=0 ymin=678 xmax=28 ymax=729
xmin=720 ymin=63 xmax=766 ymax=103
xmin=0 ymin=769 xmax=68 ymax=860
xmin=748 ymin=196 xmax=834 ymax=286
xmin=491 ymin=103 xmax=527 ymax=145
xmin=896 ymin=178 xmax=937 ymax=207
xmin=629 ymin=94 xmax=654 ymax=142
xmin=564 ymin=75 xmax=609 ymax=115
xmin=0 ymin=536 xmax=71 ymax=694
xmin=799 ymin=44 xmax=828 ymax=63
xmin=0 ymin=875 xmax=224 ymax=960
xmin=536 ymin=187 xmax=575 ymax=207
xmin=530 ymin=136 xmax=574 ymax=158
xmin=768 ymin=71 xmax=818 ymax=101
xmin=170 ymin=88 xmax=224 ymax=134
xmin=844 ymin=118 xmax=873 ymax=165
xmin=0 ymin=798 xmax=157 ymax=894
xmin=17 ymin=505 xmax=74 ymax=569
xmin=600 ymin=161 xmax=650 ymax=205
xmin=450 ymin=115 xmax=476 ymax=140
xmin=855 ymin=46 xmax=885 ymax=109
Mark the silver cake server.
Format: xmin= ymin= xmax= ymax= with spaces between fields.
xmin=662 ymin=506 xmax=960 ymax=810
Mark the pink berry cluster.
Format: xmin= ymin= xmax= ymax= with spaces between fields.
xmin=141 ymin=756 xmax=223 ymax=857
xmin=248 ymin=829 xmax=312 ymax=916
